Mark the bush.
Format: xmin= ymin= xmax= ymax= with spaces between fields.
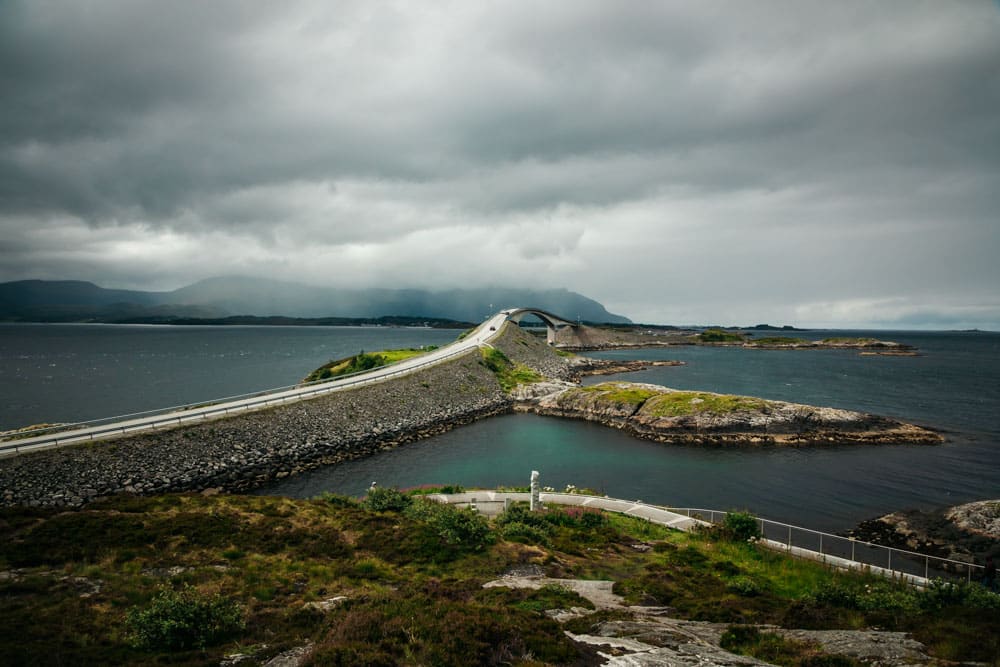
xmin=364 ymin=487 xmax=412 ymax=512
xmin=499 ymin=521 xmax=551 ymax=545
xmin=727 ymin=576 xmax=764 ymax=597
xmin=404 ymin=499 xmax=494 ymax=550
xmin=125 ymin=586 xmax=244 ymax=651
xmin=809 ymin=580 xmax=918 ymax=614
xmin=920 ymin=578 xmax=1000 ymax=611
xmin=723 ymin=511 xmax=762 ymax=542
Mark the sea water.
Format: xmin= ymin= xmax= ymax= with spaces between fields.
xmin=258 ymin=330 xmax=1000 ymax=531
xmin=2 ymin=324 xmax=997 ymax=531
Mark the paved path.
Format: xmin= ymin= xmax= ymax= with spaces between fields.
xmin=430 ymin=491 xmax=934 ymax=587
xmin=428 ymin=491 xmax=708 ymax=532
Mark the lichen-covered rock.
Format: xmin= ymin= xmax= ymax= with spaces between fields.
xmin=520 ymin=381 xmax=942 ymax=447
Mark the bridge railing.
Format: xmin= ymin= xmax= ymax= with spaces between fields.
xmin=664 ymin=507 xmax=984 ymax=585
xmin=0 ymin=343 xmax=478 ymax=455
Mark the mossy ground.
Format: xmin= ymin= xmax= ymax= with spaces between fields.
xmin=642 ymin=391 xmax=769 ymax=417
xmin=1 ymin=494 xmax=996 ymax=666
xmin=575 ymin=383 xmax=770 ymax=416
xmin=479 ymin=347 xmax=543 ymax=392
xmin=578 ymin=383 xmax=660 ymax=405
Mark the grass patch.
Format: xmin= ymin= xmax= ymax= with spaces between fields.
xmin=479 ymin=347 xmax=543 ymax=392
xmin=641 ymin=391 xmax=769 ymax=417
xmin=720 ymin=625 xmax=857 ymax=666
xmin=578 ymin=382 xmax=660 ymax=406
xmin=698 ymin=328 xmax=745 ymax=343
xmin=749 ymin=337 xmax=811 ymax=346
xmin=303 ymin=347 xmax=435 ymax=382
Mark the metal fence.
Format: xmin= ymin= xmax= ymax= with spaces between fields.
xmin=665 ymin=507 xmax=984 ymax=585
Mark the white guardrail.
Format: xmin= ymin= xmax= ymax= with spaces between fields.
xmin=666 ymin=507 xmax=985 ymax=585
xmin=0 ymin=343 xmax=478 ymax=456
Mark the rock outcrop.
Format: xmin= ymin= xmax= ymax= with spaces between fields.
xmin=516 ymin=381 xmax=943 ymax=447
xmin=848 ymin=499 xmax=1000 ymax=566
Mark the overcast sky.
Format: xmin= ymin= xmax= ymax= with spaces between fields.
xmin=2 ymin=2 xmax=998 ymax=328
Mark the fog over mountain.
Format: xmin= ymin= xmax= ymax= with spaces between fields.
xmin=0 ymin=277 xmax=630 ymax=324
xmin=2 ymin=2 xmax=998 ymax=329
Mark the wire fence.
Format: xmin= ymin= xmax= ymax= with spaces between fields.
xmin=665 ymin=507 xmax=984 ymax=585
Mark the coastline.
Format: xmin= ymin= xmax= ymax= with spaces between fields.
xmin=0 ymin=324 xmax=943 ymax=509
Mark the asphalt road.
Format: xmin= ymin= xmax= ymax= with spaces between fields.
xmin=1 ymin=310 xmax=513 ymax=456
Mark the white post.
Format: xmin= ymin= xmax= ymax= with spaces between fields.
xmin=530 ymin=470 xmax=540 ymax=511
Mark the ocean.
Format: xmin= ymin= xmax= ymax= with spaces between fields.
xmin=2 ymin=323 xmax=997 ymax=531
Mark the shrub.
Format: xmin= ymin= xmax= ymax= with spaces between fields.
xmin=499 ymin=521 xmax=551 ymax=545
xmin=364 ymin=487 xmax=412 ymax=512
xmin=125 ymin=586 xmax=244 ymax=651
xmin=920 ymin=578 xmax=1000 ymax=611
xmin=723 ymin=511 xmax=762 ymax=542
xmin=809 ymin=580 xmax=918 ymax=614
xmin=727 ymin=576 xmax=764 ymax=597
xmin=404 ymin=499 xmax=494 ymax=550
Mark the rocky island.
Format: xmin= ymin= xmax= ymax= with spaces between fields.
xmin=551 ymin=324 xmax=919 ymax=355
xmin=517 ymin=381 xmax=941 ymax=447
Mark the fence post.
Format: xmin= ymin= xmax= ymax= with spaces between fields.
xmin=888 ymin=549 xmax=892 ymax=574
xmin=788 ymin=526 xmax=792 ymax=548
xmin=819 ymin=533 xmax=823 ymax=555
xmin=925 ymin=557 xmax=929 ymax=581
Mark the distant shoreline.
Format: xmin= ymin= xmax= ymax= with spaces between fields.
xmin=0 ymin=315 xmax=476 ymax=329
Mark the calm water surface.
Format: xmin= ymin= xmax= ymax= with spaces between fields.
xmin=260 ymin=330 xmax=1000 ymax=531
xmin=0 ymin=323 xmax=458 ymax=428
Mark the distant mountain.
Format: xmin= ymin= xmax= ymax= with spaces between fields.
xmin=0 ymin=277 xmax=631 ymax=324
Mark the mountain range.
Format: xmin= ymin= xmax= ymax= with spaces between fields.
xmin=0 ymin=277 xmax=631 ymax=324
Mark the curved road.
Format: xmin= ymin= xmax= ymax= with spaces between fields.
xmin=2 ymin=310 xmax=515 ymax=456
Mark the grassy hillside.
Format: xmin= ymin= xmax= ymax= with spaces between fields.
xmin=1 ymin=493 xmax=997 ymax=665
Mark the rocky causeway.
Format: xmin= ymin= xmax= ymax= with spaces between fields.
xmin=0 ymin=324 xmax=942 ymax=508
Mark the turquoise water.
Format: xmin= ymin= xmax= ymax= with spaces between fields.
xmin=260 ymin=330 xmax=1000 ymax=531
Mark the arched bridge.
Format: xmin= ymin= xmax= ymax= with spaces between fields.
xmin=2 ymin=307 xmax=578 ymax=455
xmin=502 ymin=308 xmax=579 ymax=344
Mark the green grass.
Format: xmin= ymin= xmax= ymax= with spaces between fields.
xmin=479 ymin=348 xmax=543 ymax=392
xmin=1 ymin=494 xmax=997 ymax=665
xmin=641 ymin=391 xmax=769 ymax=417
xmin=303 ymin=347 xmax=436 ymax=383
xmin=578 ymin=383 xmax=660 ymax=406
xmin=749 ymin=337 xmax=811 ymax=346
xmin=697 ymin=328 xmax=746 ymax=343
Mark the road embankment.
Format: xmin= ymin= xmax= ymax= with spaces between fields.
xmin=0 ymin=351 xmax=510 ymax=508
xmin=0 ymin=322 xmax=578 ymax=509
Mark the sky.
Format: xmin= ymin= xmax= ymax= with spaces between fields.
xmin=1 ymin=2 xmax=998 ymax=329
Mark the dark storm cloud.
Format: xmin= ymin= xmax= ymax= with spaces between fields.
xmin=1 ymin=1 xmax=998 ymax=328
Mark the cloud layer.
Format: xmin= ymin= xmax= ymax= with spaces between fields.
xmin=2 ymin=1 xmax=998 ymax=327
